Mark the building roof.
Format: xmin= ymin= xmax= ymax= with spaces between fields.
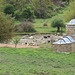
xmin=64 ymin=36 xmax=75 ymax=42
xmin=67 ymin=19 xmax=75 ymax=25
xmin=53 ymin=36 xmax=75 ymax=44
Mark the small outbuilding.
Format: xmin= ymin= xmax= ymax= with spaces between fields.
xmin=64 ymin=36 xmax=75 ymax=52
xmin=53 ymin=36 xmax=75 ymax=52
xmin=66 ymin=19 xmax=75 ymax=37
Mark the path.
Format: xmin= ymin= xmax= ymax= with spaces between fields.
xmin=0 ymin=44 xmax=39 ymax=48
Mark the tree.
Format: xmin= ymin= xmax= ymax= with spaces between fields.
xmin=21 ymin=6 xmax=34 ymax=19
xmin=30 ymin=0 xmax=54 ymax=18
xmin=4 ymin=4 xmax=14 ymax=16
xmin=14 ymin=10 xmax=21 ymax=20
xmin=64 ymin=1 xmax=75 ymax=21
xmin=0 ymin=12 xmax=14 ymax=43
xmin=51 ymin=16 xmax=65 ymax=32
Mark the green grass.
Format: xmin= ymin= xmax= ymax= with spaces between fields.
xmin=0 ymin=43 xmax=75 ymax=75
xmin=15 ymin=17 xmax=66 ymax=34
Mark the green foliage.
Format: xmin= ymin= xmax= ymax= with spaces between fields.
xmin=51 ymin=16 xmax=65 ymax=32
xmin=64 ymin=1 xmax=75 ymax=21
xmin=0 ymin=0 xmax=4 ymax=11
xmin=31 ymin=0 xmax=54 ymax=18
xmin=22 ymin=6 xmax=34 ymax=19
xmin=1 ymin=0 xmax=68 ymax=19
xmin=0 ymin=12 xmax=14 ymax=43
xmin=14 ymin=10 xmax=21 ymax=20
xmin=13 ymin=36 xmax=21 ymax=48
xmin=4 ymin=4 xmax=14 ymax=16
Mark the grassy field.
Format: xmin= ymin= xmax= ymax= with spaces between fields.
xmin=14 ymin=12 xmax=67 ymax=34
xmin=33 ymin=17 xmax=66 ymax=33
xmin=0 ymin=43 xmax=75 ymax=75
xmin=14 ymin=17 xmax=66 ymax=34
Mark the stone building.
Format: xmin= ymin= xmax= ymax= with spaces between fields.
xmin=53 ymin=36 xmax=75 ymax=52
xmin=66 ymin=19 xmax=75 ymax=38
xmin=53 ymin=19 xmax=75 ymax=52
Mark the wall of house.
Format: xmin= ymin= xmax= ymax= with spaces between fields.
xmin=53 ymin=43 xmax=72 ymax=52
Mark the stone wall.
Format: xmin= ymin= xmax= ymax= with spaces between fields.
xmin=66 ymin=27 xmax=75 ymax=35
xmin=72 ymin=36 xmax=75 ymax=40
xmin=71 ymin=42 xmax=75 ymax=52
xmin=53 ymin=43 xmax=72 ymax=52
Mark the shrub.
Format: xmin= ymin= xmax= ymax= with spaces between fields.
xmin=15 ymin=20 xmax=36 ymax=32
xmin=22 ymin=20 xmax=36 ymax=32
xmin=13 ymin=36 xmax=21 ymax=48
xmin=43 ymin=23 xmax=48 ymax=27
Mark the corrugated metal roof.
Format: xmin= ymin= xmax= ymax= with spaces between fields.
xmin=53 ymin=39 xmax=66 ymax=44
xmin=53 ymin=36 xmax=74 ymax=44
xmin=67 ymin=19 xmax=75 ymax=25
xmin=65 ymin=36 xmax=75 ymax=42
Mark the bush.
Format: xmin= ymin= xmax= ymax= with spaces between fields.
xmin=22 ymin=20 xmax=36 ymax=32
xmin=4 ymin=4 xmax=14 ymax=16
xmin=15 ymin=20 xmax=36 ymax=32
xmin=43 ymin=23 xmax=48 ymax=26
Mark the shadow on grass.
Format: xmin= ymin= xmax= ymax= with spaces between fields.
xmin=51 ymin=30 xmax=65 ymax=33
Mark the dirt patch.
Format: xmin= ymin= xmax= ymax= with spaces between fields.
xmin=0 ymin=44 xmax=39 ymax=48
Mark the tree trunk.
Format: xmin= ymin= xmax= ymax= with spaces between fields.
xmin=57 ymin=27 xmax=60 ymax=32
xmin=15 ymin=44 xmax=17 ymax=48
xmin=67 ymin=0 xmax=69 ymax=5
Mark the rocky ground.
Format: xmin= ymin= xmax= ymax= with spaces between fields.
xmin=9 ymin=34 xmax=62 ymax=46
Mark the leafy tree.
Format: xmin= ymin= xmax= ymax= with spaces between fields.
xmin=21 ymin=6 xmax=34 ymax=19
xmin=30 ymin=0 xmax=54 ymax=18
xmin=0 ymin=12 xmax=14 ymax=43
xmin=4 ymin=4 xmax=14 ymax=16
xmin=14 ymin=10 xmax=21 ymax=20
xmin=51 ymin=16 xmax=65 ymax=32
xmin=4 ymin=0 xmax=28 ymax=10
